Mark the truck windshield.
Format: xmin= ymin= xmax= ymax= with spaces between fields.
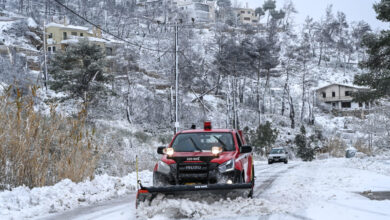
xmin=171 ymin=132 xmax=235 ymax=152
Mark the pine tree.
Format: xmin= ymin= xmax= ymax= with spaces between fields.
xmin=354 ymin=0 xmax=390 ymax=101
xmin=253 ymin=121 xmax=279 ymax=155
xmin=48 ymin=39 xmax=111 ymax=106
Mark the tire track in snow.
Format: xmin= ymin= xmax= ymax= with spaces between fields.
xmin=254 ymin=163 xmax=298 ymax=198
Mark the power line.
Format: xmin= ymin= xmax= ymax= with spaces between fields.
xmin=51 ymin=0 xmax=173 ymax=53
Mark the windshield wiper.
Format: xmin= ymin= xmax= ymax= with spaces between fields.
xmin=189 ymin=137 xmax=203 ymax=152
xmin=213 ymin=135 xmax=228 ymax=151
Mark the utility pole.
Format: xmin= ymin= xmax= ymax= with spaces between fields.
xmin=226 ymin=75 xmax=231 ymax=128
xmin=43 ymin=20 xmax=48 ymax=91
xmin=174 ymin=22 xmax=179 ymax=134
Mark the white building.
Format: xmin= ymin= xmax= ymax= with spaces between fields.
xmin=315 ymin=83 xmax=371 ymax=111
xmin=174 ymin=0 xmax=216 ymax=23
xmin=233 ymin=7 xmax=259 ymax=25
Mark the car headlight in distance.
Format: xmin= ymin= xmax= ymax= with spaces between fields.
xmin=157 ymin=161 xmax=171 ymax=175
xmin=218 ymin=159 xmax=235 ymax=173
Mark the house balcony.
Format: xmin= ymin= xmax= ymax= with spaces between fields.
xmin=318 ymin=96 xmax=354 ymax=102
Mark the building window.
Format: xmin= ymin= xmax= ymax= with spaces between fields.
xmin=332 ymin=91 xmax=336 ymax=97
xmin=322 ymin=92 xmax=326 ymax=98
xmin=241 ymin=11 xmax=245 ymax=13
xmin=365 ymin=102 xmax=370 ymax=109
xmin=345 ymin=91 xmax=351 ymax=96
xmin=52 ymin=46 xmax=56 ymax=52
xmin=359 ymin=102 xmax=363 ymax=107
xmin=244 ymin=17 xmax=250 ymax=20
xmin=63 ymin=32 xmax=67 ymax=40
xmin=247 ymin=11 xmax=251 ymax=14
xmin=48 ymin=33 xmax=53 ymax=38
xmin=80 ymin=33 xmax=83 ymax=37
xmin=48 ymin=47 xmax=51 ymax=52
xmin=71 ymin=32 xmax=77 ymax=36
xmin=341 ymin=102 xmax=351 ymax=108
xmin=332 ymin=102 xmax=336 ymax=107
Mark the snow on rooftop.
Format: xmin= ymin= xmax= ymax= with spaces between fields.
xmin=88 ymin=37 xmax=109 ymax=43
xmin=314 ymin=83 xmax=371 ymax=91
xmin=60 ymin=37 xmax=108 ymax=44
xmin=46 ymin=22 xmax=90 ymax=31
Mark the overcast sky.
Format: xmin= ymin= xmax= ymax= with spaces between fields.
xmin=238 ymin=0 xmax=388 ymax=31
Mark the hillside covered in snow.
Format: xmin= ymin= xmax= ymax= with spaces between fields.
xmin=0 ymin=0 xmax=389 ymax=211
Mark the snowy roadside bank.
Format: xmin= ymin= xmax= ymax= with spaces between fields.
xmin=263 ymin=157 xmax=390 ymax=220
xmin=0 ymin=170 xmax=152 ymax=219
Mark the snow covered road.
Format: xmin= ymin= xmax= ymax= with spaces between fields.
xmin=2 ymin=158 xmax=390 ymax=220
xmin=35 ymin=162 xmax=297 ymax=220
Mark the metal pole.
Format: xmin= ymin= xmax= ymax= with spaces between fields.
xmin=136 ymin=155 xmax=139 ymax=190
xmin=227 ymin=75 xmax=230 ymax=128
xmin=175 ymin=22 xmax=179 ymax=133
xmin=43 ymin=20 xmax=48 ymax=91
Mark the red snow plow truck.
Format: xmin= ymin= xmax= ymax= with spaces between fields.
xmin=136 ymin=122 xmax=255 ymax=207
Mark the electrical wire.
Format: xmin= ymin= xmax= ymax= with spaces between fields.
xmin=51 ymin=0 xmax=173 ymax=52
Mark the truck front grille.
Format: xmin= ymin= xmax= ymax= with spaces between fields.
xmin=176 ymin=162 xmax=217 ymax=183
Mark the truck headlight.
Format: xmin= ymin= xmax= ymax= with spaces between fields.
xmin=218 ymin=159 xmax=235 ymax=173
xmin=163 ymin=147 xmax=175 ymax=157
xmin=157 ymin=161 xmax=171 ymax=175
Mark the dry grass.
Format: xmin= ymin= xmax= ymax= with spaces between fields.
xmin=0 ymin=85 xmax=99 ymax=190
xmin=354 ymin=139 xmax=372 ymax=156
xmin=325 ymin=137 xmax=347 ymax=158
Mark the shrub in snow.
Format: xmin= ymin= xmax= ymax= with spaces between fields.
xmin=295 ymin=125 xmax=314 ymax=161
xmin=325 ymin=137 xmax=347 ymax=158
xmin=354 ymin=139 xmax=372 ymax=156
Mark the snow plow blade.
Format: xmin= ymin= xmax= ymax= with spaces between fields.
xmin=136 ymin=183 xmax=253 ymax=208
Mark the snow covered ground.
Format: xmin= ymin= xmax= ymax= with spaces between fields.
xmin=1 ymin=157 xmax=389 ymax=220
xmin=0 ymin=171 xmax=152 ymax=219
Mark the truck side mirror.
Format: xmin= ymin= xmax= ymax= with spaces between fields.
xmin=157 ymin=146 xmax=166 ymax=154
xmin=240 ymin=145 xmax=252 ymax=153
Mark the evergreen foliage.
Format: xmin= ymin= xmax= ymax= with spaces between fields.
xmin=255 ymin=7 xmax=265 ymax=17
xmin=48 ymin=39 xmax=111 ymax=105
xmin=252 ymin=121 xmax=279 ymax=154
xmin=354 ymin=0 xmax=390 ymax=101
xmin=295 ymin=125 xmax=314 ymax=161
xmin=263 ymin=0 xmax=276 ymax=11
